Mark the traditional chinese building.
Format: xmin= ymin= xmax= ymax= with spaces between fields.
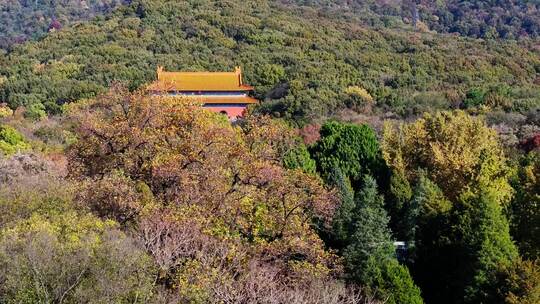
xmin=152 ymin=66 xmax=258 ymax=119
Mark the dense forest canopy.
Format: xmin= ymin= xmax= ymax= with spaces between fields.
xmin=1 ymin=89 xmax=539 ymax=303
xmin=286 ymin=0 xmax=540 ymax=39
xmin=2 ymin=0 xmax=539 ymax=50
xmin=0 ymin=0 xmax=539 ymax=303
xmin=0 ymin=0 xmax=128 ymax=50
xmin=0 ymin=0 xmax=538 ymax=126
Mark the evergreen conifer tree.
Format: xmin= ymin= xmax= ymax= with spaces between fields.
xmin=405 ymin=173 xmax=452 ymax=254
xmin=326 ymin=166 xmax=355 ymax=249
xmin=509 ymin=152 xmax=540 ymax=260
xmin=387 ymin=170 xmax=413 ymax=240
xmin=344 ymin=175 xmax=423 ymax=304
xmin=457 ymin=187 xmax=518 ymax=304
xmin=405 ymin=174 xmax=455 ymax=303
xmin=310 ymin=121 xmax=385 ymax=186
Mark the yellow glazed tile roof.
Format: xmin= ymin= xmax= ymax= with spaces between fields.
xmin=191 ymin=95 xmax=258 ymax=104
xmin=155 ymin=66 xmax=254 ymax=91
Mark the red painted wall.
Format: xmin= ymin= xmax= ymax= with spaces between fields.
xmin=203 ymin=105 xmax=247 ymax=120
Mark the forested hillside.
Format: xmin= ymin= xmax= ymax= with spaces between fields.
xmin=3 ymin=1 xmax=539 ymax=51
xmin=1 ymin=90 xmax=539 ymax=304
xmin=0 ymin=0 xmax=539 ymax=303
xmin=1 ymin=0 xmax=539 ymax=124
xmin=420 ymin=0 xmax=540 ymax=39
xmin=287 ymin=0 xmax=540 ymax=39
xmin=0 ymin=0 xmax=128 ymax=49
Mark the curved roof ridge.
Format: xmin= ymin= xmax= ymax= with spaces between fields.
xmin=155 ymin=66 xmax=252 ymax=91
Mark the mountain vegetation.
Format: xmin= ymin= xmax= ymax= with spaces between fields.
xmin=0 ymin=0 xmax=539 ymax=303
xmin=288 ymin=0 xmax=540 ymax=39
xmin=0 ymin=0 xmax=538 ymax=128
xmin=0 ymin=0 xmax=127 ymax=50
xmin=3 ymin=0 xmax=539 ymax=51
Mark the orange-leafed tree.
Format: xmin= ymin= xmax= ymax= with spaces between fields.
xmin=66 ymin=86 xmax=343 ymax=300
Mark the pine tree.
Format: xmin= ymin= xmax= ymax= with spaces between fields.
xmin=387 ymin=169 xmax=413 ymax=240
xmin=344 ymin=175 xmax=393 ymax=273
xmin=326 ymin=166 xmax=355 ymax=249
xmin=458 ymin=187 xmax=519 ymax=304
xmin=344 ymin=175 xmax=423 ymax=304
xmin=405 ymin=174 xmax=455 ymax=303
xmin=509 ymin=152 xmax=540 ymax=260
xmin=405 ymin=173 xmax=452 ymax=253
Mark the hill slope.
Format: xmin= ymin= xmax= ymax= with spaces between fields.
xmin=2 ymin=1 xmax=539 ymax=50
xmin=285 ymin=0 xmax=540 ymax=39
xmin=0 ymin=0 xmax=128 ymax=50
xmin=0 ymin=0 xmax=538 ymax=122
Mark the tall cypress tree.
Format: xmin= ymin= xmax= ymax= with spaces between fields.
xmin=509 ymin=152 xmax=540 ymax=260
xmin=326 ymin=166 xmax=355 ymax=250
xmin=405 ymin=174 xmax=455 ymax=303
xmin=387 ymin=169 xmax=413 ymax=240
xmin=343 ymin=175 xmax=423 ymax=304
xmin=457 ymin=187 xmax=518 ymax=303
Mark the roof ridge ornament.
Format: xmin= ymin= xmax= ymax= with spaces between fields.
xmin=234 ymin=66 xmax=242 ymax=86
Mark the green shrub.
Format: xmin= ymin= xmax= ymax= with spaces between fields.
xmin=0 ymin=125 xmax=30 ymax=155
xmin=283 ymin=143 xmax=316 ymax=174
xmin=463 ymin=88 xmax=486 ymax=108
xmin=23 ymin=103 xmax=47 ymax=121
xmin=43 ymin=101 xmax=63 ymax=115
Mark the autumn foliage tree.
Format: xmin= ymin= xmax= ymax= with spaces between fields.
xmin=382 ymin=110 xmax=512 ymax=202
xmin=65 ymin=87 xmax=367 ymax=302
xmin=0 ymin=151 xmax=158 ymax=304
xmin=0 ymin=212 xmax=156 ymax=304
xmin=382 ymin=111 xmax=524 ymax=304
